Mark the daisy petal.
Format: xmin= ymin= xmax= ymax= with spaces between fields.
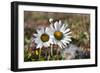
xmin=33 ymin=34 xmax=37 ymax=37
xmin=59 ymin=20 xmax=62 ymax=25
xmin=60 ymin=24 xmax=67 ymax=32
xmin=65 ymin=32 xmax=72 ymax=35
xmin=50 ymin=24 xmax=55 ymax=32
xmin=58 ymin=20 xmax=62 ymax=29
xmin=54 ymin=21 xmax=59 ymax=30
xmin=36 ymin=43 xmax=42 ymax=48
xmin=64 ymin=28 xmax=70 ymax=33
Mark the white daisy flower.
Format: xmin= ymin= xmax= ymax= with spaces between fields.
xmin=33 ymin=27 xmax=53 ymax=48
xmin=49 ymin=20 xmax=72 ymax=49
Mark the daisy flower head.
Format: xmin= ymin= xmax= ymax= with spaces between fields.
xmin=49 ymin=20 xmax=72 ymax=49
xmin=33 ymin=27 xmax=53 ymax=49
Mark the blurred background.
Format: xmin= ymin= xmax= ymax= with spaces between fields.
xmin=24 ymin=11 xmax=90 ymax=62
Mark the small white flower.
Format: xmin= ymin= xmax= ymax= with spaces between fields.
xmin=49 ymin=18 xmax=53 ymax=23
xmin=48 ymin=20 xmax=72 ymax=49
xmin=33 ymin=27 xmax=53 ymax=48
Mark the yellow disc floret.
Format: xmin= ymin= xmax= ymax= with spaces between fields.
xmin=40 ymin=33 xmax=49 ymax=42
xmin=54 ymin=31 xmax=63 ymax=40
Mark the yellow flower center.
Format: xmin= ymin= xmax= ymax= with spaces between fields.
xmin=40 ymin=33 xmax=49 ymax=42
xmin=54 ymin=31 xmax=63 ymax=40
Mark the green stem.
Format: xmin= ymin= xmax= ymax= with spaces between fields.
xmin=39 ymin=48 xmax=41 ymax=60
xmin=47 ymin=47 xmax=51 ymax=61
xmin=50 ymin=44 xmax=53 ymax=57
xmin=56 ymin=45 xmax=59 ymax=60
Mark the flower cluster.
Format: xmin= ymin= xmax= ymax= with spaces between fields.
xmin=31 ymin=18 xmax=72 ymax=60
xmin=33 ymin=18 xmax=72 ymax=49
